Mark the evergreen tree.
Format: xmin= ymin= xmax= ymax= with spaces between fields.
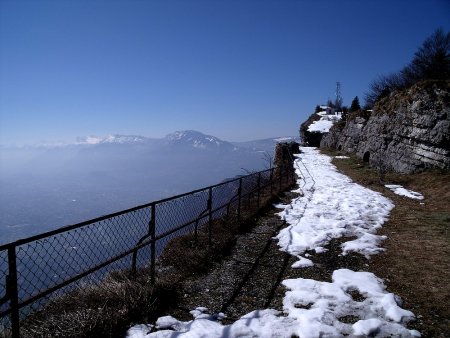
xmin=350 ymin=96 xmax=361 ymax=112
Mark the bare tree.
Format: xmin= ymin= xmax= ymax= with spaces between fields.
xmin=402 ymin=28 xmax=450 ymax=83
xmin=364 ymin=73 xmax=405 ymax=108
xmin=364 ymin=28 xmax=450 ymax=108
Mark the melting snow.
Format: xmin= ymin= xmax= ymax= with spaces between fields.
xmin=127 ymin=308 xmax=300 ymax=338
xmin=385 ymin=184 xmax=424 ymax=200
xmin=276 ymin=147 xmax=394 ymax=262
xmin=127 ymin=147 xmax=419 ymax=338
xmin=307 ymin=113 xmax=342 ymax=133
xmin=282 ymin=269 xmax=419 ymax=337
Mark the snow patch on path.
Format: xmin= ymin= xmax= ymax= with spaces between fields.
xmin=385 ymin=184 xmax=424 ymax=200
xmin=127 ymin=308 xmax=300 ymax=338
xmin=128 ymin=272 xmax=420 ymax=338
xmin=276 ymin=147 xmax=394 ymax=264
xmin=283 ymin=269 xmax=420 ymax=337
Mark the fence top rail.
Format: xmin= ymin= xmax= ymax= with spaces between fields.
xmin=0 ymin=167 xmax=282 ymax=251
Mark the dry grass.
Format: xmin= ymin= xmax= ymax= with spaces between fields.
xmin=324 ymin=148 xmax=450 ymax=338
xmin=21 ymin=269 xmax=159 ymax=337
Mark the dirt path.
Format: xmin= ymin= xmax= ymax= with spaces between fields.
xmin=167 ymin=192 xmax=295 ymax=322
xmin=153 ymin=150 xmax=449 ymax=338
xmin=166 ymin=189 xmax=368 ymax=326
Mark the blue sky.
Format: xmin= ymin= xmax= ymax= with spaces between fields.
xmin=1 ymin=0 xmax=449 ymax=145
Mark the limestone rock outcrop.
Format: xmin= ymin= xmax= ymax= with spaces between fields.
xmin=320 ymin=81 xmax=449 ymax=173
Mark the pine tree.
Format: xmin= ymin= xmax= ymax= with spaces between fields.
xmin=350 ymin=96 xmax=361 ymax=112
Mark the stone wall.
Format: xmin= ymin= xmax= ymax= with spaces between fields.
xmin=274 ymin=142 xmax=300 ymax=167
xmin=321 ymin=81 xmax=449 ymax=173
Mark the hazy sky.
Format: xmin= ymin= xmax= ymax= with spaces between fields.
xmin=1 ymin=0 xmax=449 ymax=145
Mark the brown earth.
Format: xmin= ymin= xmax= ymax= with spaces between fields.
xmin=325 ymin=149 xmax=450 ymax=338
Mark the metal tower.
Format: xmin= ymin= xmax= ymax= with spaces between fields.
xmin=335 ymin=81 xmax=343 ymax=110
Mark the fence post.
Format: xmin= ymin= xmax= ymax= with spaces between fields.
xmin=237 ymin=178 xmax=242 ymax=222
xmin=194 ymin=219 xmax=199 ymax=245
xmin=150 ymin=203 xmax=156 ymax=285
xmin=7 ymin=246 xmax=20 ymax=338
xmin=208 ymin=187 xmax=212 ymax=248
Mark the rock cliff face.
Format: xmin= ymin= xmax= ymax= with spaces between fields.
xmin=321 ymin=81 xmax=449 ymax=173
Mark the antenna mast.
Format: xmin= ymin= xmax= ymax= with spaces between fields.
xmin=335 ymin=81 xmax=343 ymax=110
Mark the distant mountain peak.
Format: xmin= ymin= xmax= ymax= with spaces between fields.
xmin=166 ymin=130 xmax=212 ymax=140
xmin=165 ymin=130 xmax=236 ymax=150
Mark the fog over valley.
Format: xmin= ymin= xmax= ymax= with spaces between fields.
xmin=0 ymin=131 xmax=298 ymax=244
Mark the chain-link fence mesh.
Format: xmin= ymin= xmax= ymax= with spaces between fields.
xmin=155 ymin=190 xmax=209 ymax=237
xmin=0 ymin=165 xmax=296 ymax=336
xmin=0 ymin=250 xmax=9 ymax=336
xmin=15 ymin=207 xmax=151 ymax=306
xmin=212 ymin=180 xmax=237 ymax=215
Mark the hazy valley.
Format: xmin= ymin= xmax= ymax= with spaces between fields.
xmin=0 ymin=131 xmax=298 ymax=244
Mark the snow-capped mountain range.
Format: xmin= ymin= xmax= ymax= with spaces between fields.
xmin=76 ymin=130 xmax=231 ymax=147
xmin=23 ymin=130 xmax=299 ymax=153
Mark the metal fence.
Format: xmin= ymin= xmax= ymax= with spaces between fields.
xmin=0 ymin=165 xmax=295 ymax=337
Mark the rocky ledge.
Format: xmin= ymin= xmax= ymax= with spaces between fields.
xmin=321 ymin=81 xmax=449 ymax=173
